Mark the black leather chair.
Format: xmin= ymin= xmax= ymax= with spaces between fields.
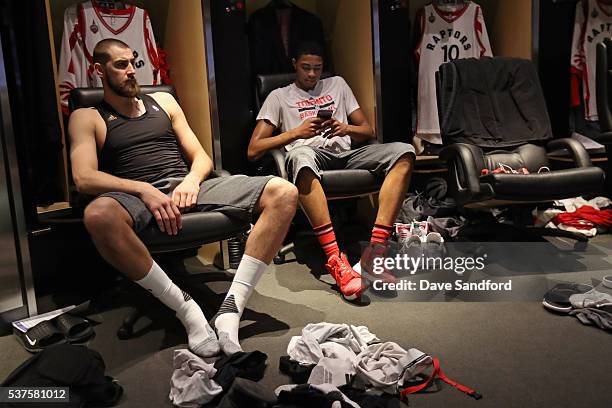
xmin=435 ymin=57 xmax=604 ymax=242
xmin=253 ymin=73 xmax=384 ymax=262
xmin=595 ymin=37 xmax=612 ymax=194
xmin=69 ymin=85 xmax=250 ymax=337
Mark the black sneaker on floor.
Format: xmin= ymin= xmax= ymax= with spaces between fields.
xmin=542 ymin=283 xmax=593 ymax=314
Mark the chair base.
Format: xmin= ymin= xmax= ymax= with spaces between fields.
xmin=274 ymin=242 xmax=295 ymax=265
xmin=117 ymin=307 xmax=140 ymax=340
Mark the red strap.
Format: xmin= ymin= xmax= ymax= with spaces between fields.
xmin=399 ymin=358 xmax=482 ymax=400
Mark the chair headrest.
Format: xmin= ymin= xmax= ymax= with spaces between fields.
xmin=254 ymin=72 xmax=332 ymax=110
xmin=68 ymin=85 xmax=177 ymax=113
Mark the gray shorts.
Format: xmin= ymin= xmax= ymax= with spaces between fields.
xmin=99 ymin=175 xmax=274 ymax=233
xmin=285 ymin=142 xmax=415 ymax=184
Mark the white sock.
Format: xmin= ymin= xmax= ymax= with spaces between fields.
xmin=212 ymin=254 xmax=267 ymax=355
xmin=136 ymin=261 xmax=219 ymax=357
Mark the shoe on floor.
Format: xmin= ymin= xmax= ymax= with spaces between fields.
xmin=325 ymin=253 xmax=363 ymax=299
xmin=359 ymin=243 xmax=397 ymax=284
xmin=542 ymin=283 xmax=593 ymax=313
xmin=14 ymin=320 xmax=67 ymax=353
xmin=569 ymin=288 xmax=612 ymax=309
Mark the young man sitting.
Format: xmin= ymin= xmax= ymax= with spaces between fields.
xmin=248 ymin=41 xmax=415 ymax=299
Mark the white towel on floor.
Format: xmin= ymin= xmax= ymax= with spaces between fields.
xmin=169 ymin=349 xmax=223 ymax=407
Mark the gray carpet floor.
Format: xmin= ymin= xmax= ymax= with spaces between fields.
xmin=1 ymin=236 xmax=611 ymax=408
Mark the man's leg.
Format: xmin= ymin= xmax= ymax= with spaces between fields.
xmin=212 ymin=178 xmax=298 ymax=355
xmin=344 ymin=142 xmax=415 ymax=258
xmin=373 ymin=153 xmax=413 ymax=237
xmin=83 ymin=196 xmax=220 ymax=357
xmin=286 ymin=146 xmax=362 ymax=299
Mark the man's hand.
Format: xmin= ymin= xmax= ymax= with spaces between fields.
xmin=293 ymin=117 xmax=323 ymax=139
xmin=171 ymin=178 xmax=200 ymax=212
xmin=325 ymin=119 xmax=351 ymax=138
xmin=139 ymin=183 xmax=182 ymax=235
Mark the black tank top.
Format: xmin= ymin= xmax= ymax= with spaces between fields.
xmin=96 ymin=94 xmax=189 ymax=184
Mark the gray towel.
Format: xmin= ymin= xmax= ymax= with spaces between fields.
xmin=169 ymin=349 xmax=223 ymax=407
xmin=569 ymin=307 xmax=612 ymax=331
xmin=353 ymin=342 xmax=431 ymax=394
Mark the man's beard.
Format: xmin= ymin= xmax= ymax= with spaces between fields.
xmin=108 ymin=76 xmax=140 ymax=97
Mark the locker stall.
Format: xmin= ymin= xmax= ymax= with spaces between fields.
xmin=1 ymin=0 xmax=222 ymax=305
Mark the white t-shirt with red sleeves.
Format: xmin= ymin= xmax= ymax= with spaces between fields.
xmin=256 ymin=76 xmax=360 ymax=153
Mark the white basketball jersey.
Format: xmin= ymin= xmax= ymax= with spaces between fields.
xmin=415 ymin=1 xmax=492 ymax=144
xmin=58 ymin=1 xmax=159 ymax=113
xmin=570 ymin=0 xmax=612 ymax=121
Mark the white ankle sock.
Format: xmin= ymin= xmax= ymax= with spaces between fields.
xmin=212 ymin=254 xmax=267 ymax=355
xmin=136 ymin=261 xmax=219 ymax=357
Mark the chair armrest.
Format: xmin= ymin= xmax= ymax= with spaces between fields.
xmin=439 ymin=143 xmax=482 ymax=196
xmin=269 ymin=148 xmax=289 ymax=180
xmin=547 ymin=138 xmax=592 ymax=168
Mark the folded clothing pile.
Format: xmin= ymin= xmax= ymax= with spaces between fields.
xmin=533 ymin=196 xmax=612 ymax=237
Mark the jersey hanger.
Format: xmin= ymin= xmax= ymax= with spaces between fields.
xmin=434 ymin=0 xmax=467 ymax=13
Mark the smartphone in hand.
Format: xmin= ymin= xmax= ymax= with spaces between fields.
xmin=317 ymin=110 xmax=333 ymax=137
xmin=317 ymin=110 xmax=333 ymax=120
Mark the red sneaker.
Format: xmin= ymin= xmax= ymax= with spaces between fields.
xmin=360 ymin=243 xmax=397 ymax=284
xmin=325 ymin=253 xmax=363 ymax=298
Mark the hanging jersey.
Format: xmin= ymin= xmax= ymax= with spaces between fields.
xmin=570 ymin=0 xmax=612 ymax=121
xmin=58 ymin=1 xmax=159 ymax=114
xmin=414 ymin=1 xmax=492 ymax=144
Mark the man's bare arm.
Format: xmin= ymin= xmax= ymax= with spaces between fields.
xmin=151 ymin=93 xmax=212 ymax=184
xmin=69 ymin=108 xmax=151 ymax=196
xmin=326 ymin=108 xmax=374 ymax=143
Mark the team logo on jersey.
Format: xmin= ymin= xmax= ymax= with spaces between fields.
xmin=429 ymin=12 xmax=436 ymax=23
xmin=152 ymin=105 xmax=160 ymax=111
xmin=108 ymin=114 xmax=117 ymax=121
xmin=592 ymin=9 xmax=599 ymax=19
xmin=90 ymin=21 xmax=99 ymax=33
xmin=426 ymin=29 xmax=472 ymax=52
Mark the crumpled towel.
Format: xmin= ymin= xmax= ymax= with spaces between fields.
xmin=287 ymin=323 xmax=379 ymax=366
xmin=353 ymin=342 xmax=431 ymax=394
xmin=169 ymin=349 xmax=223 ymax=407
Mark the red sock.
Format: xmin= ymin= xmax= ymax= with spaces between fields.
xmin=371 ymin=223 xmax=393 ymax=244
xmin=314 ymin=222 xmax=340 ymax=259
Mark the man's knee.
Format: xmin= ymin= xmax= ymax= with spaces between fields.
xmin=83 ymin=197 xmax=131 ymax=236
xmin=263 ymin=177 xmax=299 ymax=212
xmin=286 ymin=147 xmax=319 ymax=179
xmin=285 ymin=145 xmax=315 ymax=162
xmin=387 ymin=143 xmax=415 ymax=175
